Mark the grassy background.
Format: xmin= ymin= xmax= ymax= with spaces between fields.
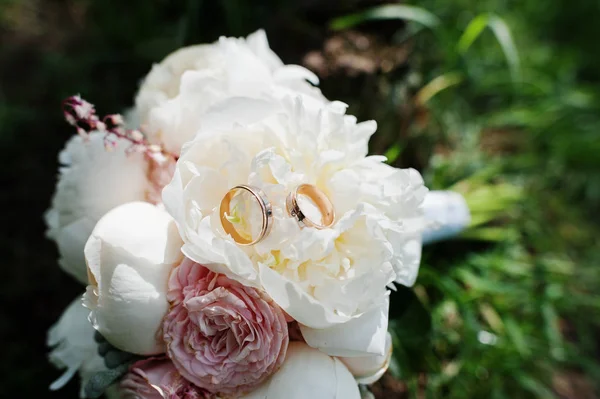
xmin=1 ymin=0 xmax=599 ymax=398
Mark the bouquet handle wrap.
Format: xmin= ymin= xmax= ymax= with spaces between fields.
xmin=422 ymin=191 xmax=471 ymax=245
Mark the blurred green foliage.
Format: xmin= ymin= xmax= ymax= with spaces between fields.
xmin=1 ymin=0 xmax=599 ymax=398
xmin=332 ymin=0 xmax=600 ymax=397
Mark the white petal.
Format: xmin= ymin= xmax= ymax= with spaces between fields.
xmin=259 ymin=264 xmax=348 ymax=329
xmin=340 ymin=332 xmax=393 ymax=384
xmin=241 ymin=342 xmax=360 ymax=399
xmin=383 ymin=220 xmax=423 ymax=287
xmin=334 ymin=356 xmax=363 ymax=397
xmin=47 ymin=295 xmax=106 ymax=397
xmin=245 ymin=29 xmax=284 ymax=70
xmin=84 ymin=202 xmax=183 ymax=355
xmin=53 ymin=218 xmax=97 ymax=284
xmin=201 ymin=96 xmax=279 ymax=132
xmin=300 ymin=296 xmax=389 ymax=357
xmin=274 ymin=64 xmax=320 ymax=85
xmin=134 ymin=44 xmax=217 ymax=126
xmin=45 ymin=132 xmax=152 ymax=284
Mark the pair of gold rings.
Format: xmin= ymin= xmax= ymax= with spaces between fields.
xmin=219 ymin=184 xmax=335 ymax=246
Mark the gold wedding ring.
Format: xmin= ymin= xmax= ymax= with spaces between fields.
xmin=286 ymin=184 xmax=335 ymax=229
xmin=220 ymin=185 xmax=272 ymax=246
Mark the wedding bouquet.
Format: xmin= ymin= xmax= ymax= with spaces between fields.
xmin=46 ymin=30 xmax=470 ymax=398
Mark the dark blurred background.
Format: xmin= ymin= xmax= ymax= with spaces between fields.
xmin=1 ymin=0 xmax=599 ymax=398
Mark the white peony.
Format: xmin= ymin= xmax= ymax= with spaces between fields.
xmin=45 ymin=132 xmax=155 ymax=284
xmin=48 ymin=295 xmax=107 ymax=398
xmin=241 ymin=342 xmax=360 ymax=399
xmin=47 ymin=29 xmax=325 ymax=285
xmin=139 ymin=30 xmax=325 ymax=155
xmin=83 ymin=201 xmax=183 ymax=355
xmin=162 ymin=95 xmax=427 ymax=358
xmin=134 ymin=44 xmax=221 ymax=126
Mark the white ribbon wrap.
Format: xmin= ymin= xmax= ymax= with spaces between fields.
xmin=422 ymin=191 xmax=471 ymax=245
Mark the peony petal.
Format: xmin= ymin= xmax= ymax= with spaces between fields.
xmin=47 ymin=295 xmax=107 ymax=398
xmin=258 ymin=264 xmax=348 ymax=329
xmin=339 ymin=332 xmax=393 ymax=384
xmin=201 ymin=96 xmax=279 ymax=133
xmin=241 ymin=342 xmax=360 ymax=399
xmin=300 ymin=296 xmax=389 ymax=357
xmin=53 ymin=217 xmax=97 ymax=284
xmin=273 ymin=65 xmax=320 ymax=85
xmin=334 ymin=356 xmax=364 ymax=397
xmin=245 ymin=29 xmax=284 ymax=70
xmin=45 ymin=132 xmax=152 ymax=285
xmin=84 ymin=202 xmax=183 ymax=355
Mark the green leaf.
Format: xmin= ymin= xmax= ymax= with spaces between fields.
xmin=415 ymin=72 xmax=464 ymax=105
xmin=84 ymin=364 xmax=130 ymax=399
xmin=384 ymin=144 xmax=402 ymax=163
xmin=460 ymin=226 xmax=519 ymax=242
xmin=488 ymin=15 xmax=521 ymax=81
xmin=516 ymin=375 xmax=556 ymax=398
xmin=504 ymin=317 xmax=531 ymax=357
xmin=330 ymin=4 xmax=440 ymax=31
xmin=541 ymin=302 xmax=565 ymax=360
xmin=457 ymin=13 xmax=521 ymax=81
xmin=455 ymin=269 xmax=516 ymax=295
xmin=104 ymin=349 xmax=136 ymax=369
xmin=457 ymin=14 xmax=490 ymax=55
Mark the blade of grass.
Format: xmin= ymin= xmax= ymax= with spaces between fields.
xmin=457 ymin=14 xmax=490 ymax=54
xmin=488 ymin=15 xmax=521 ymax=81
xmin=330 ymin=4 xmax=440 ymax=31
xmin=516 ymin=375 xmax=556 ymax=399
xmin=416 ymin=72 xmax=464 ymax=105
xmin=457 ymin=13 xmax=521 ymax=81
xmin=461 ymin=226 xmax=518 ymax=241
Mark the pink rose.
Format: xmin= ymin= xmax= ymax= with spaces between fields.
xmin=120 ymin=358 xmax=209 ymax=399
xmin=163 ymin=259 xmax=289 ymax=395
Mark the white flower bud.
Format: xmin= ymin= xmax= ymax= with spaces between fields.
xmin=241 ymin=342 xmax=360 ymax=399
xmin=84 ymin=202 xmax=183 ymax=355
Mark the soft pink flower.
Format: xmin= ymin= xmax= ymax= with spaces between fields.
xmin=121 ymin=358 xmax=210 ymax=399
xmin=163 ymin=259 xmax=288 ymax=395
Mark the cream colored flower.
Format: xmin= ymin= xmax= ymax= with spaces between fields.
xmin=45 ymin=132 xmax=153 ymax=284
xmin=138 ymin=30 xmax=325 ymax=154
xmin=84 ymin=202 xmax=183 ymax=355
xmin=134 ymin=44 xmax=220 ymax=126
xmin=162 ymin=95 xmax=427 ymax=358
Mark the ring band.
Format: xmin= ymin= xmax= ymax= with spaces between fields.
xmin=286 ymin=184 xmax=335 ymax=229
xmin=220 ymin=185 xmax=272 ymax=245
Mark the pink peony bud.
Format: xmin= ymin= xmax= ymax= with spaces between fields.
xmin=163 ymin=259 xmax=289 ymax=396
